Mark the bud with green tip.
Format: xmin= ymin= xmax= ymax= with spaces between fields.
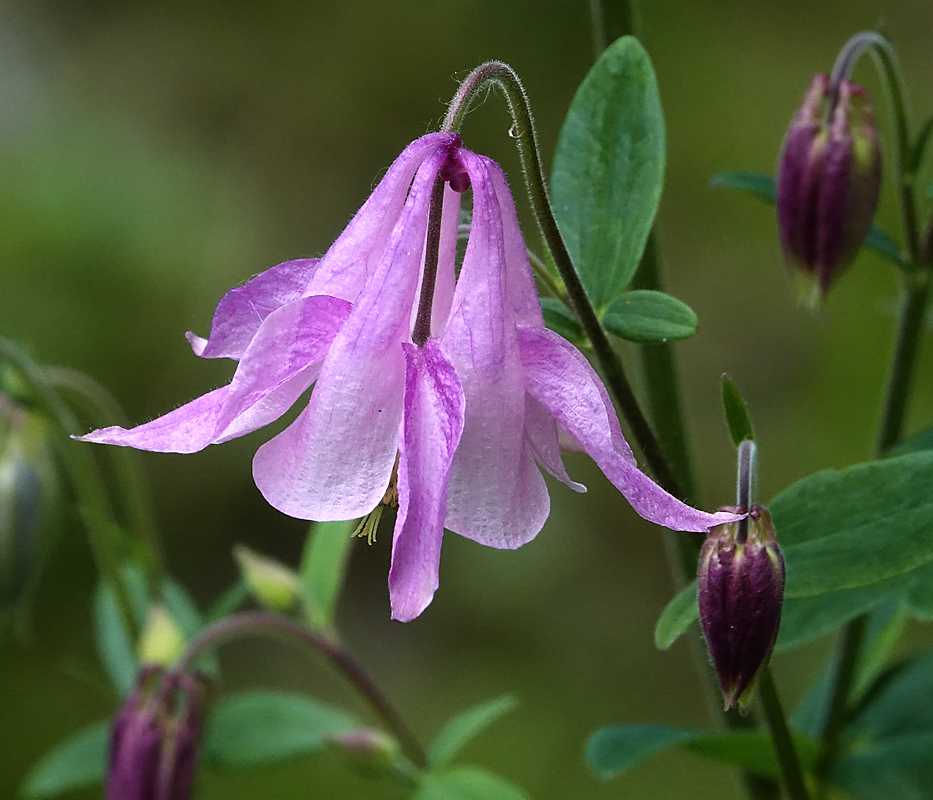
xmin=776 ymin=73 xmax=882 ymax=309
xmin=108 ymin=666 xmax=208 ymax=800
xmin=233 ymin=544 xmax=301 ymax=613
xmin=698 ymin=504 xmax=784 ymax=713
xmin=328 ymin=729 xmax=404 ymax=779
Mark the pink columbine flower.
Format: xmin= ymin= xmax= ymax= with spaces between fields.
xmin=80 ymin=132 xmax=738 ymax=621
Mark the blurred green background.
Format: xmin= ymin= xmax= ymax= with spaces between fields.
xmin=2 ymin=0 xmax=933 ymax=797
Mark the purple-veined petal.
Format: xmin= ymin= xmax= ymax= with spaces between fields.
xmin=517 ymin=325 xmax=740 ymax=532
xmin=524 ymin=394 xmax=585 ymax=492
xmin=252 ymin=150 xmax=447 ymax=520
xmin=303 ymin=133 xmax=460 ymax=304
xmin=213 ymin=295 xmax=352 ymax=440
xmin=76 ymin=387 xmax=230 ymax=454
xmin=441 ymin=150 xmax=549 ymax=549
xmin=189 ymin=259 xmax=320 ymax=360
xmin=485 ymin=159 xmax=545 ymax=327
xmin=389 ymin=340 xmax=465 ymax=622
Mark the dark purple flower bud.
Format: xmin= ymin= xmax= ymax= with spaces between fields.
xmin=108 ymin=666 xmax=208 ymax=800
xmin=698 ymin=505 xmax=784 ymax=713
xmin=776 ymin=73 xmax=882 ymax=309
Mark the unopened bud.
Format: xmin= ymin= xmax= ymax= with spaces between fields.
xmin=327 ymin=729 xmax=403 ymax=778
xmin=776 ymin=74 xmax=882 ymax=309
xmin=233 ymin=544 xmax=301 ymax=612
xmin=698 ymin=505 xmax=784 ymax=713
xmin=108 ymin=666 xmax=208 ymax=800
xmin=138 ymin=603 xmax=186 ymax=667
xmin=0 ymin=394 xmax=59 ymax=617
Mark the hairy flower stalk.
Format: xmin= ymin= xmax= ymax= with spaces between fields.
xmin=79 ymin=132 xmax=739 ymax=621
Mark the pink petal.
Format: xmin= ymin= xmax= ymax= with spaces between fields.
xmin=213 ymin=295 xmax=352 ymax=440
xmin=524 ymin=394 xmax=585 ymax=492
xmin=517 ymin=325 xmax=738 ymax=533
xmin=441 ymin=150 xmax=549 ymax=549
xmin=303 ymin=133 xmax=460 ymax=303
xmin=252 ymin=150 xmax=448 ymax=520
xmin=190 ymin=259 xmax=320 ymax=360
xmin=76 ymin=387 xmax=229 ymax=453
xmin=485 ymin=159 xmax=545 ymax=327
xmin=389 ymin=340 xmax=465 ymax=622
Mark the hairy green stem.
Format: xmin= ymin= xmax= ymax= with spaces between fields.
xmin=759 ymin=670 xmax=812 ymax=800
xmin=829 ymin=31 xmax=920 ymax=263
xmin=176 ymin=611 xmax=426 ymax=768
xmin=0 ymin=339 xmax=140 ymax=642
xmin=442 ymin=62 xmax=684 ymax=500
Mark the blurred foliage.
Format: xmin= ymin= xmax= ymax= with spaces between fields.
xmin=2 ymin=1 xmax=933 ymax=799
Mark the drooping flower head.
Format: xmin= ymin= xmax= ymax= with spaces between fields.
xmin=80 ymin=132 xmax=738 ymax=621
xmin=776 ymin=73 xmax=882 ymax=309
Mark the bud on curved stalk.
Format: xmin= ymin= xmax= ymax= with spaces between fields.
xmin=108 ymin=666 xmax=208 ymax=800
xmin=776 ymin=74 xmax=882 ymax=310
xmin=0 ymin=393 xmax=60 ymax=624
xmin=698 ymin=505 xmax=784 ymax=714
xmin=233 ymin=544 xmax=301 ymax=613
xmin=328 ymin=729 xmax=405 ymax=779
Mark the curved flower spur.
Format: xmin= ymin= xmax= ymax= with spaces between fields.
xmin=79 ymin=132 xmax=738 ymax=621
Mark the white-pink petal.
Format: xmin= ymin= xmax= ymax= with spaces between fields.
xmin=389 ymin=340 xmax=465 ymax=622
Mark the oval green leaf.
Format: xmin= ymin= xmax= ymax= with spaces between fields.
xmin=428 ymin=695 xmax=517 ymax=769
xmin=204 ymin=691 xmax=358 ymax=768
xmin=300 ymin=519 xmax=355 ymax=632
xmin=551 ymin=36 xmax=665 ymax=309
xmin=20 ymin=721 xmax=108 ymax=798
xmin=601 ymin=290 xmax=697 ymax=343
xmin=654 ymin=583 xmax=698 ymax=650
xmin=539 ymin=299 xmax=585 ymax=345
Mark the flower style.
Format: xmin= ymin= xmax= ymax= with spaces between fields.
xmin=80 ymin=131 xmax=738 ymax=621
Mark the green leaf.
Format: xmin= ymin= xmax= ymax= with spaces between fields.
xmin=20 ymin=721 xmax=108 ymax=798
xmin=829 ymin=650 xmax=933 ymax=800
xmin=300 ymin=519 xmax=355 ymax=631
xmin=710 ymin=171 xmax=908 ymax=268
xmin=721 ymin=376 xmax=754 ymax=447
xmin=428 ymin=695 xmax=518 ymax=769
xmin=587 ymin=724 xmax=818 ymax=781
xmin=551 ymin=36 xmax=665 ymax=309
xmin=539 ymin=299 xmax=585 ymax=345
xmin=601 ymin=290 xmax=697 ymax=343
xmin=773 ymin=452 xmax=933 ymax=599
xmin=587 ymin=725 xmax=698 ymax=778
xmin=93 ymin=566 xmax=149 ymax=695
xmin=654 ymin=583 xmax=698 ymax=650
xmin=908 ymin=115 xmax=933 ymax=175
xmin=206 ymin=579 xmax=250 ymax=622
xmin=412 ymin=767 xmax=531 ymax=800
xmin=204 ymin=690 xmax=358 ymax=768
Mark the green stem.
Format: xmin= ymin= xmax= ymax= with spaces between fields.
xmin=759 ymin=670 xmax=812 ymax=800
xmin=43 ymin=366 xmax=164 ymax=585
xmin=631 ymin=234 xmax=698 ymax=503
xmin=816 ymin=616 xmax=866 ymax=785
xmin=176 ymin=611 xmax=426 ymax=769
xmin=0 ymin=339 xmax=140 ymax=643
xmin=526 ymin=249 xmax=569 ymax=303
xmin=829 ymin=31 xmax=920 ymax=264
xmin=819 ymin=36 xmax=929 ymax=787
xmin=442 ymin=63 xmax=684 ymax=500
